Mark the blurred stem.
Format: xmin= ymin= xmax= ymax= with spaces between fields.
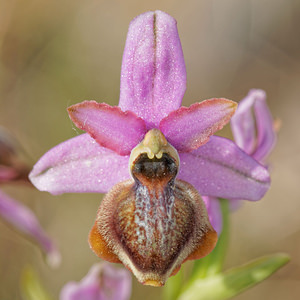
xmin=21 ymin=266 xmax=53 ymax=300
xmin=163 ymin=268 xmax=184 ymax=300
xmin=190 ymin=198 xmax=230 ymax=280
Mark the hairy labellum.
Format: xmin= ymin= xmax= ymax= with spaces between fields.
xmin=89 ymin=130 xmax=217 ymax=286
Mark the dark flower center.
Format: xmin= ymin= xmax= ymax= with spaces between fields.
xmin=131 ymin=153 xmax=178 ymax=186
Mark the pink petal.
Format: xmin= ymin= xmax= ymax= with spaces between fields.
xmin=253 ymin=91 xmax=277 ymax=161
xmin=178 ymin=136 xmax=270 ymax=200
xmin=29 ymin=134 xmax=130 ymax=195
xmin=68 ymin=101 xmax=146 ymax=156
xmin=230 ymin=91 xmax=257 ymax=154
xmin=60 ymin=263 xmax=132 ymax=300
xmin=202 ymin=196 xmax=223 ymax=235
xmin=118 ymin=11 xmax=186 ymax=128
xmin=230 ymin=89 xmax=276 ymax=162
xmin=160 ymin=99 xmax=237 ymax=152
xmin=0 ymin=190 xmax=60 ymax=267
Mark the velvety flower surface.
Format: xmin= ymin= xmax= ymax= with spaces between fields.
xmin=29 ymin=11 xmax=270 ymax=285
xmin=0 ymin=127 xmax=60 ymax=267
xmin=60 ymin=263 xmax=131 ymax=300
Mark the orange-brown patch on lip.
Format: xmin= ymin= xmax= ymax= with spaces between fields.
xmin=185 ymin=228 xmax=218 ymax=261
xmin=89 ymin=222 xmax=121 ymax=264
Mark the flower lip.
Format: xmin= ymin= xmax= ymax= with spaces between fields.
xmin=89 ymin=179 xmax=217 ymax=287
xmin=89 ymin=129 xmax=217 ymax=287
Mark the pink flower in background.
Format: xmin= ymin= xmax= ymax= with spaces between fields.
xmin=0 ymin=127 xmax=60 ymax=267
xmin=203 ymin=89 xmax=277 ymax=234
xmin=29 ymin=11 xmax=270 ymax=285
xmin=60 ymin=263 xmax=131 ymax=300
xmin=0 ymin=191 xmax=60 ymax=267
xmin=0 ymin=126 xmax=30 ymax=183
xmin=231 ymin=89 xmax=277 ymax=163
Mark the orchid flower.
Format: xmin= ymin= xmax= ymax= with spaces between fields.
xmin=0 ymin=127 xmax=60 ymax=267
xmin=231 ymin=89 xmax=277 ymax=163
xmin=60 ymin=263 xmax=131 ymax=300
xmin=29 ymin=11 xmax=270 ymax=286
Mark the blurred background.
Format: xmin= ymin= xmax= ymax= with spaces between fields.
xmin=0 ymin=0 xmax=299 ymax=299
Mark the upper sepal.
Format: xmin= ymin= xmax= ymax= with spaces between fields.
xmin=119 ymin=11 xmax=186 ymax=128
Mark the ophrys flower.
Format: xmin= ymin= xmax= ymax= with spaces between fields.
xmin=29 ymin=11 xmax=270 ymax=285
